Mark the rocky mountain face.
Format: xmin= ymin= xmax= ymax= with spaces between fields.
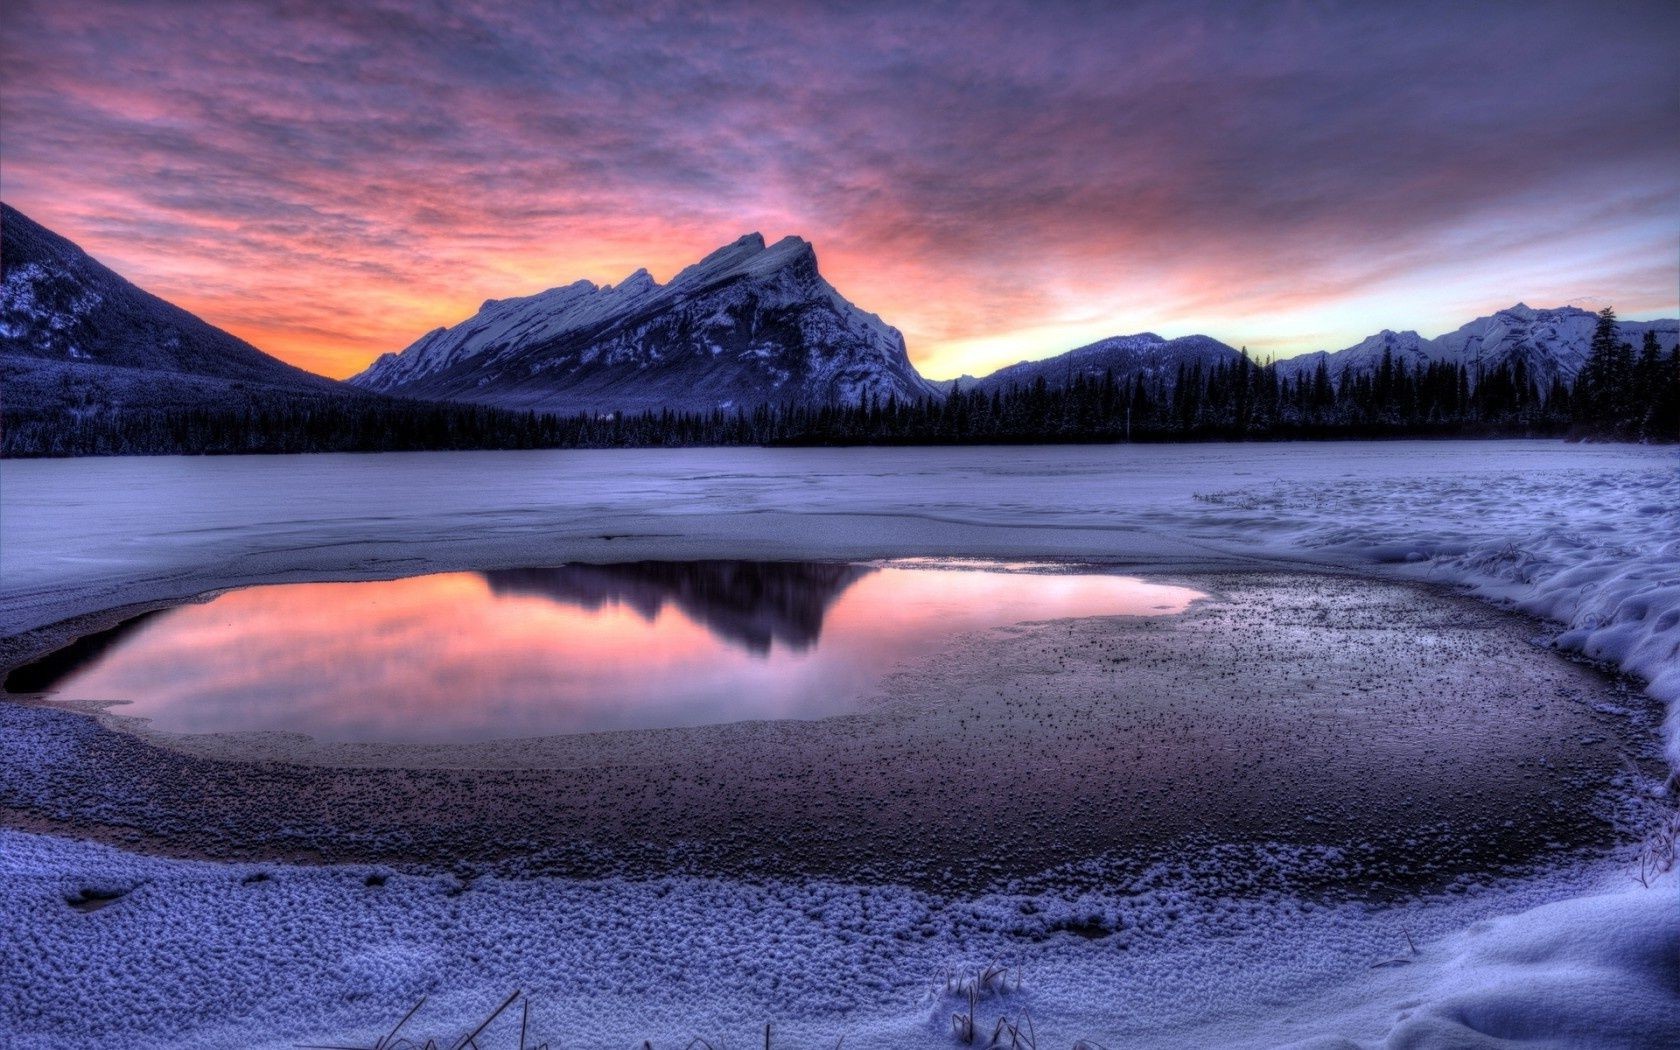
xmin=1278 ymin=304 xmax=1679 ymax=385
xmin=0 ymin=203 xmax=337 ymax=393
xmin=351 ymin=233 xmax=937 ymax=413
xmin=9 ymin=198 xmax=1671 ymax=430
xmin=967 ymin=333 xmax=1244 ymax=394
xmin=964 ymin=305 xmax=1679 ymax=397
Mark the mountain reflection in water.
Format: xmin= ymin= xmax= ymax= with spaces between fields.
xmin=7 ymin=562 xmax=1203 ymax=742
xmin=480 ymin=561 xmax=874 ymax=654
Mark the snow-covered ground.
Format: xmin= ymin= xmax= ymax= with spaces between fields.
xmin=1 ymin=440 xmax=1677 ymax=1047
xmin=1178 ymin=459 xmax=1680 ymax=764
xmin=2 ymin=828 xmax=1672 ymax=1050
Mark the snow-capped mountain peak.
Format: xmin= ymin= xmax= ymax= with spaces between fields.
xmin=1279 ymin=304 xmax=1678 ymax=384
xmin=608 ymin=268 xmax=658 ymax=295
xmin=351 ymin=233 xmax=934 ymax=412
xmin=968 ymin=331 xmax=1242 ymax=394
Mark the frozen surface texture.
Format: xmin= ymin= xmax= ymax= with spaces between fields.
xmin=2 ymin=441 xmax=1678 ymax=1048
xmin=1183 ymin=457 xmax=1680 ymax=761
xmin=5 ymin=441 xmax=1673 ymax=747
xmin=1 ymin=828 xmax=1674 ymax=1050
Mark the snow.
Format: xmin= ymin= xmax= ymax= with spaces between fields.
xmin=0 ymin=260 xmax=103 ymax=351
xmin=347 ymin=229 xmax=928 ymax=408
xmin=1183 ymin=461 xmax=1680 ymax=762
xmin=1357 ymin=883 xmax=1680 ymax=1049
xmin=2 ymin=440 xmax=1678 ymax=1047
xmin=2 ymin=827 xmax=1672 ymax=1050
xmin=1276 ymin=304 xmax=1679 ymax=383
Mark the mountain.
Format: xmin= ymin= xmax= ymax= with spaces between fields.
xmin=352 ymin=233 xmax=937 ymax=413
xmin=1276 ymin=329 xmax=1430 ymax=381
xmin=1278 ymin=304 xmax=1680 ymax=385
xmin=967 ymin=332 xmax=1243 ymax=394
xmin=0 ymin=203 xmax=337 ymax=393
xmin=928 ymin=374 xmax=979 ymax=395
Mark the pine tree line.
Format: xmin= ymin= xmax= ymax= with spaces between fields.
xmin=1575 ymin=307 xmax=1679 ymax=438
xmin=5 ymin=308 xmax=1675 ymax=456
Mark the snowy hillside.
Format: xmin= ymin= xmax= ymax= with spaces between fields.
xmin=1279 ymin=303 xmax=1679 ymax=385
xmin=0 ymin=203 xmax=337 ymax=393
xmin=1275 ymin=329 xmax=1431 ymax=379
xmin=351 ymin=234 xmax=937 ymax=413
xmin=968 ymin=333 xmax=1242 ymax=393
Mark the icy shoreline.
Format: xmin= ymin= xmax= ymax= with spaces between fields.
xmin=1 ymin=440 xmax=1677 ymax=1047
xmin=1181 ymin=459 xmax=1680 ymax=763
xmin=4 ymin=441 xmax=1673 ymax=755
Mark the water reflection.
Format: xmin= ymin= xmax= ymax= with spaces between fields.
xmin=4 ymin=611 xmax=164 ymax=693
xmin=11 ymin=562 xmax=1204 ymax=743
xmin=481 ymin=561 xmax=873 ymax=654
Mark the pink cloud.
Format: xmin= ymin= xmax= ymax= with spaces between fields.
xmin=2 ymin=0 xmax=1675 ymax=379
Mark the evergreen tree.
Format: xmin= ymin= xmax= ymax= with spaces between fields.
xmin=1578 ymin=306 xmax=1625 ymax=429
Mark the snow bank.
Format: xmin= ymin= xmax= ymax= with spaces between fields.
xmin=1368 ymin=882 xmax=1680 ymax=1050
xmin=2 ymin=828 xmax=1673 ymax=1049
xmin=1189 ymin=460 xmax=1680 ymax=764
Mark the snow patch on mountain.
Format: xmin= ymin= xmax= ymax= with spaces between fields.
xmin=970 ymin=332 xmax=1243 ymax=393
xmin=353 ymin=275 xmax=658 ymax=392
xmin=0 ymin=262 xmax=104 ymax=359
xmin=351 ymin=233 xmax=934 ymax=412
xmin=1279 ymin=304 xmax=1680 ymax=384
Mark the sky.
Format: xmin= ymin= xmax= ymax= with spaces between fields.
xmin=2 ymin=1 xmax=1676 ymax=381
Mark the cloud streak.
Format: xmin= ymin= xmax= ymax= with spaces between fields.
xmin=3 ymin=0 xmax=1676 ymax=378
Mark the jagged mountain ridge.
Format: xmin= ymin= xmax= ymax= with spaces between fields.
xmin=6 ymin=200 xmax=1671 ymax=425
xmin=351 ymin=233 xmax=937 ymax=412
xmin=966 ymin=306 xmax=1677 ymax=397
xmin=0 ymin=202 xmax=337 ymax=393
xmin=967 ymin=333 xmax=1243 ymax=394
xmin=1277 ymin=304 xmax=1679 ymax=386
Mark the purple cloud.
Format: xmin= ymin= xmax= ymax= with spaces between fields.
xmin=3 ymin=0 xmax=1675 ymax=377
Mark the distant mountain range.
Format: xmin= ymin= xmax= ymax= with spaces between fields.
xmin=3 ymin=202 xmax=1675 ymax=431
xmin=963 ymin=309 xmax=1677 ymax=396
xmin=1275 ymin=305 xmax=1679 ymax=388
xmin=351 ymin=233 xmax=937 ymax=412
xmin=964 ymin=333 xmax=1242 ymax=394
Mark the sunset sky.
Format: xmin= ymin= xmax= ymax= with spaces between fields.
xmin=3 ymin=0 xmax=1676 ymax=380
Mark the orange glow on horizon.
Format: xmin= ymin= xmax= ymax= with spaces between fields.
xmin=50 ymin=207 xmax=1680 ymax=384
xmin=5 ymin=3 xmax=1675 ymax=381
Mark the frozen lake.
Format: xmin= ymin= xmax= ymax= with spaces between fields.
xmin=1 ymin=440 xmax=1676 ymax=1049
xmin=2 ymin=440 xmax=1672 ymax=645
